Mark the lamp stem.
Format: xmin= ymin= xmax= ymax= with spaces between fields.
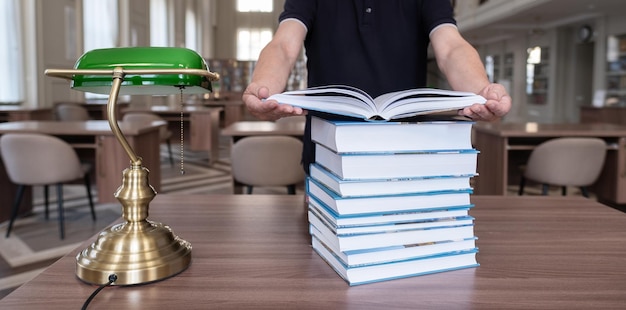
xmin=107 ymin=68 xmax=141 ymax=165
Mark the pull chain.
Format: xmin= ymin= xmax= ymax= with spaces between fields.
xmin=179 ymin=88 xmax=185 ymax=175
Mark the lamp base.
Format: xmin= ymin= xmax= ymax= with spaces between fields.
xmin=76 ymin=220 xmax=192 ymax=286
xmin=75 ymin=163 xmax=191 ymax=286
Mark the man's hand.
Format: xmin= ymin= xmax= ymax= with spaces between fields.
xmin=458 ymin=83 xmax=511 ymax=122
xmin=242 ymin=82 xmax=306 ymax=121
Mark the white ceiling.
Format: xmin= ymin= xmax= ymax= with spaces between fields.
xmin=458 ymin=0 xmax=626 ymax=44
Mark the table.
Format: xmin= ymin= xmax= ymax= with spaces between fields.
xmin=221 ymin=120 xmax=305 ymax=142
xmin=2 ymin=195 xmax=626 ymax=309
xmin=122 ymin=106 xmax=222 ymax=165
xmin=53 ymin=101 xmax=130 ymax=120
xmin=0 ymin=120 xmax=162 ymax=217
xmin=0 ymin=106 xmax=53 ymax=122
xmin=472 ymin=122 xmax=626 ymax=205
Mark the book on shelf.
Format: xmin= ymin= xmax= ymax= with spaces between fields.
xmin=308 ymin=195 xmax=473 ymax=228
xmin=309 ymin=163 xmax=474 ymax=197
xmin=312 ymin=235 xmax=479 ymax=286
xmin=310 ymin=116 xmax=475 ymax=153
xmin=307 ymin=178 xmax=472 ymax=216
xmin=266 ymin=85 xmax=486 ymax=121
xmin=309 ymin=210 xmax=475 ymax=251
xmin=311 ymin=231 xmax=477 ymax=268
xmin=314 ymin=144 xmax=478 ymax=180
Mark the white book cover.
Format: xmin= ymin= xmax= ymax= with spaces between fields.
xmin=309 ymin=209 xmax=474 ymax=235
xmin=267 ymin=85 xmax=485 ymax=121
xmin=311 ymin=231 xmax=477 ymax=268
xmin=312 ymin=235 xmax=479 ymax=286
xmin=314 ymin=144 xmax=478 ymax=180
xmin=309 ymin=211 xmax=476 ymax=252
xmin=311 ymin=116 xmax=474 ymax=153
xmin=309 ymin=163 xmax=474 ymax=197
xmin=308 ymin=195 xmax=473 ymax=227
xmin=306 ymin=178 xmax=472 ymax=216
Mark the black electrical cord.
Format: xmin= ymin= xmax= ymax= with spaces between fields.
xmin=81 ymin=274 xmax=118 ymax=310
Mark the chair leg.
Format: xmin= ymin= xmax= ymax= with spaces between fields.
xmin=245 ymin=186 xmax=253 ymax=194
xmin=580 ymin=187 xmax=590 ymax=198
xmin=166 ymin=140 xmax=174 ymax=166
xmin=44 ymin=185 xmax=50 ymax=220
xmin=57 ymin=184 xmax=65 ymax=240
xmin=6 ymin=185 xmax=25 ymax=238
xmin=84 ymin=174 xmax=96 ymax=221
xmin=287 ymin=184 xmax=296 ymax=195
xmin=541 ymin=184 xmax=550 ymax=195
xmin=561 ymin=186 xmax=567 ymax=196
xmin=518 ymin=176 xmax=526 ymax=195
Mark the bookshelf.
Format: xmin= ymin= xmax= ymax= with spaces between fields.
xmin=503 ymin=52 xmax=514 ymax=82
xmin=606 ymin=34 xmax=626 ymax=106
xmin=526 ymin=46 xmax=549 ymax=105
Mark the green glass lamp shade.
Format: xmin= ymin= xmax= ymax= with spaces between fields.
xmin=71 ymin=47 xmax=213 ymax=95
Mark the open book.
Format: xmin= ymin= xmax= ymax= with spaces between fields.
xmin=267 ymin=85 xmax=486 ymax=121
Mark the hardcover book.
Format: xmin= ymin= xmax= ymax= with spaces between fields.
xmin=311 ymin=232 xmax=478 ymax=268
xmin=308 ymin=209 xmax=476 ymax=252
xmin=309 ymin=209 xmax=474 ymax=236
xmin=312 ymin=235 xmax=479 ymax=286
xmin=310 ymin=116 xmax=475 ymax=153
xmin=309 ymin=163 xmax=474 ymax=197
xmin=308 ymin=195 xmax=473 ymax=228
xmin=267 ymin=85 xmax=486 ymax=121
xmin=314 ymin=144 xmax=478 ymax=180
xmin=307 ymin=178 xmax=472 ymax=216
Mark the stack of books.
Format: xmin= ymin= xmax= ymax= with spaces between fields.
xmin=307 ymin=116 xmax=480 ymax=286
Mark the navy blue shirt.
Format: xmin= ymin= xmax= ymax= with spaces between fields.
xmin=278 ymin=0 xmax=457 ymax=173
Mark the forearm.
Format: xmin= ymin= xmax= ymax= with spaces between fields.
xmin=437 ymin=42 xmax=490 ymax=94
xmin=251 ymin=41 xmax=299 ymax=95
xmin=431 ymin=26 xmax=490 ymax=94
xmin=242 ymin=20 xmax=307 ymax=121
xmin=431 ymin=26 xmax=511 ymax=121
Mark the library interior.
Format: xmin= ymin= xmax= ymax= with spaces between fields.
xmin=1 ymin=0 xmax=626 ymax=308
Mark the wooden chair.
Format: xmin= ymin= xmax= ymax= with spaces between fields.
xmin=518 ymin=137 xmax=607 ymax=197
xmin=0 ymin=133 xmax=95 ymax=239
xmin=230 ymin=136 xmax=305 ymax=194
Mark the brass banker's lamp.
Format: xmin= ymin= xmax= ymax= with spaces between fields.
xmin=45 ymin=47 xmax=219 ymax=286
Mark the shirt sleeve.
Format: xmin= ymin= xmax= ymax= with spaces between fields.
xmin=279 ymin=0 xmax=318 ymax=31
xmin=422 ymin=0 xmax=457 ymax=34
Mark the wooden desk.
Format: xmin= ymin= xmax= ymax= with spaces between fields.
xmin=473 ymin=122 xmax=626 ymax=205
xmin=221 ymin=120 xmax=305 ymax=142
xmin=122 ymin=106 xmax=222 ymax=164
xmin=0 ymin=121 xmax=162 ymax=213
xmin=2 ymin=195 xmax=626 ymax=309
xmin=0 ymin=106 xmax=53 ymax=122
xmin=53 ymin=101 xmax=130 ymax=120
xmin=580 ymin=105 xmax=626 ymax=125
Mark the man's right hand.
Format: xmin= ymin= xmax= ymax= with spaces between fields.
xmin=242 ymin=82 xmax=306 ymax=121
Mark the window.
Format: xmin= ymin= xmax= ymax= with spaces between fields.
xmin=485 ymin=55 xmax=495 ymax=83
xmin=185 ymin=5 xmax=197 ymax=51
xmin=0 ymin=0 xmax=24 ymax=104
xmin=83 ymin=0 xmax=118 ymax=51
xmin=237 ymin=28 xmax=272 ymax=61
xmin=526 ymin=46 xmax=549 ymax=104
xmin=237 ymin=0 xmax=273 ymax=12
xmin=83 ymin=0 xmax=119 ymax=100
xmin=150 ymin=0 xmax=169 ymax=46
